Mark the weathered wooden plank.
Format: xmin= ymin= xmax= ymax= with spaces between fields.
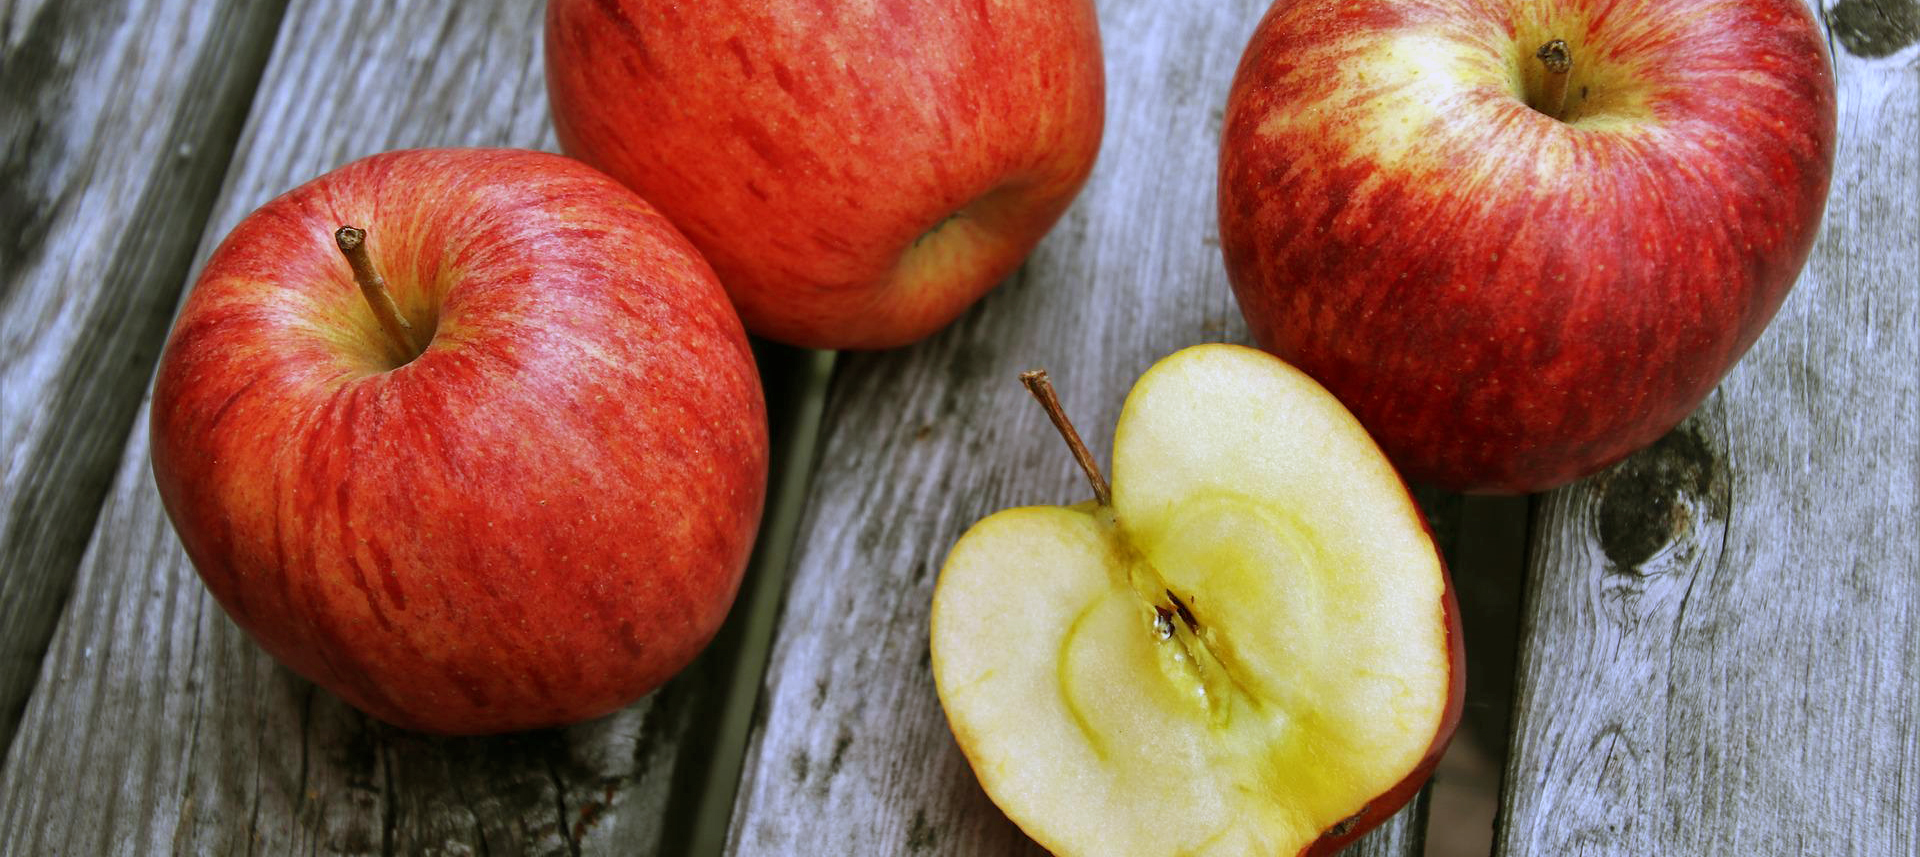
xmin=1496 ymin=7 xmax=1918 ymax=855
xmin=723 ymin=1 xmax=1432 ymax=854
xmin=0 ymin=1 xmax=806 ymax=854
xmin=0 ymin=0 xmax=287 ymax=756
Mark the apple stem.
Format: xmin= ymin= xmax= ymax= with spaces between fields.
xmin=334 ymin=225 xmax=419 ymax=365
xmin=1019 ymin=369 xmax=1114 ymax=508
xmin=1535 ymin=39 xmax=1572 ymax=120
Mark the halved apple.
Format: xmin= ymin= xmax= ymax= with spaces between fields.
xmin=931 ymin=344 xmax=1463 ymax=856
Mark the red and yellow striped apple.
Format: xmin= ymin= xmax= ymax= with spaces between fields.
xmin=1219 ymin=0 xmax=1837 ymax=492
xmin=932 ymin=345 xmax=1463 ymax=856
xmin=150 ymin=149 xmax=767 ymax=734
xmin=545 ymin=0 xmax=1105 ymax=350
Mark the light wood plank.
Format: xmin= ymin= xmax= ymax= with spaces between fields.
xmin=723 ymin=1 xmax=1432 ymax=854
xmin=0 ymin=0 xmax=286 ymax=755
xmin=0 ymin=2 xmax=795 ymax=853
xmin=1496 ymin=9 xmax=1918 ymax=856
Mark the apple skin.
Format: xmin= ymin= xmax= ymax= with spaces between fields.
xmin=150 ymin=148 xmax=767 ymax=735
xmin=1218 ymin=0 xmax=1836 ymax=492
xmin=545 ymin=0 xmax=1104 ymax=350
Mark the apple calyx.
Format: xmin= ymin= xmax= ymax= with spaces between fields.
xmin=1533 ymin=39 xmax=1573 ymax=120
xmin=334 ymin=225 xmax=422 ymax=367
xmin=1017 ymin=369 xmax=1239 ymax=727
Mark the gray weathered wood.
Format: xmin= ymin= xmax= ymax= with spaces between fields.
xmin=0 ymin=0 xmax=287 ymax=756
xmin=722 ymin=1 xmax=1431 ymax=854
xmin=0 ymin=1 xmax=780 ymax=853
xmin=1496 ymin=7 xmax=1919 ymax=855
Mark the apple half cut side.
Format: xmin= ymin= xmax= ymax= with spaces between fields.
xmin=931 ymin=344 xmax=1464 ymax=856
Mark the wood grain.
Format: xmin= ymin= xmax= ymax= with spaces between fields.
xmin=1496 ymin=8 xmax=1919 ymax=855
xmin=722 ymin=0 xmax=1430 ymax=854
xmin=0 ymin=1 xmax=776 ymax=854
xmin=0 ymin=0 xmax=287 ymax=756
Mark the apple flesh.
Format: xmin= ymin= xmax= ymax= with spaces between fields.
xmin=545 ymin=0 xmax=1105 ymax=350
xmin=932 ymin=345 xmax=1463 ymax=856
xmin=150 ymin=148 xmax=768 ymax=735
xmin=1218 ymin=0 xmax=1837 ymax=492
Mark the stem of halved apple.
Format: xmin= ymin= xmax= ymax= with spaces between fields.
xmin=335 ymin=225 xmax=420 ymax=367
xmin=1534 ymin=39 xmax=1572 ymax=120
xmin=1019 ymin=370 xmax=1113 ymax=507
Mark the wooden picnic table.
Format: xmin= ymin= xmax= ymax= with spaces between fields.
xmin=1 ymin=0 xmax=1912 ymax=854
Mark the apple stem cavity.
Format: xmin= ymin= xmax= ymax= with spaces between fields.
xmin=334 ymin=225 xmax=421 ymax=366
xmin=1534 ymin=39 xmax=1573 ymax=121
xmin=1019 ymin=369 xmax=1114 ymax=508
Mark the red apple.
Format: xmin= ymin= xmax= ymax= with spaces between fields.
xmin=1218 ymin=0 xmax=1837 ymax=492
xmin=544 ymin=0 xmax=1104 ymax=350
xmin=150 ymin=148 xmax=768 ymax=735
